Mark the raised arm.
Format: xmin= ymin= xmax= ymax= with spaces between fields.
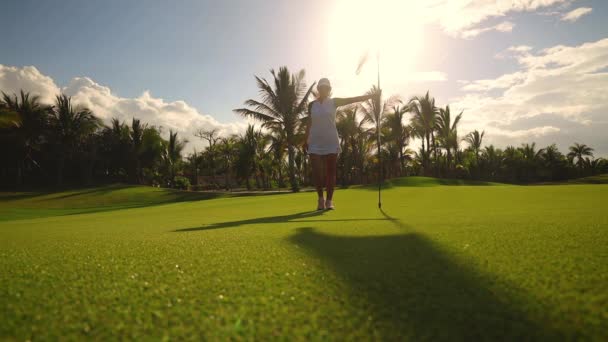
xmin=334 ymin=94 xmax=374 ymax=107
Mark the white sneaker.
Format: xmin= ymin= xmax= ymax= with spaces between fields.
xmin=317 ymin=197 xmax=325 ymax=211
xmin=325 ymin=199 xmax=335 ymax=210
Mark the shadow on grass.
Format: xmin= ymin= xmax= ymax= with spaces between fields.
xmin=536 ymin=173 xmax=608 ymax=185
xmin=172 ymin=210 xmax=397 ymax=232
xmin=0 ymin=193 xmax=42 ymax=202
xmin=288 ymin=216 xmax=559 ymax=340
xmin=0 ymin=184 xmax=299 ymax=205
xmin=0 ymin=186 xmax=233 ymax=222
xmin=39 ymin=185 xmax=228 ymax=203
xmin=48 ymin=184 xmax=136 ymax=200
xmin=0 ymin=204 xmax=163 ymax=222
xmin=0 ymin=184 xmax=131 ymax=201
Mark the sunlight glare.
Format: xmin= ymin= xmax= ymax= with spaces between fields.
xmin=327 ymin=0 xmax=425 ymax=94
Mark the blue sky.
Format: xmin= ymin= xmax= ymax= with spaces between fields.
xmin=1 ymin=0 xmax=325 ymax=119
xmin=1 ymin=0 xmax=607 ymax=154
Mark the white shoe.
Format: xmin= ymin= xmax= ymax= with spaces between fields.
xmin=325 ymin=199 xmax=335 ymax=210
xmin=317 ymin=197 xmax=325 ymax=211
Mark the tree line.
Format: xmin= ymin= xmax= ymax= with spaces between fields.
xmin=1 ymin=66 xmax=606 ymax=190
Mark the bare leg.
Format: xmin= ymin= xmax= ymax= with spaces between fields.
xmin=310 ymin=154 xmax=324 ymax=198
xmin=325 ymin=154 xmax=337 ymax=201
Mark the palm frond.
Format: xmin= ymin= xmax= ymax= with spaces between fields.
xmin=233 ymin=108 xmax=278 ymax=123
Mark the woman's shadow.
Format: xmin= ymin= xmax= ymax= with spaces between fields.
xmin=173 ymin=208 xmax=564 ymax=339
xmin=288 ymin=222 xmax=561 ymax=340
xmin=172 ymin=210 xmax=393 ymax=232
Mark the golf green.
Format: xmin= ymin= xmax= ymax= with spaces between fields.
xmin=1 ymin=178 xmax=607 ymax=340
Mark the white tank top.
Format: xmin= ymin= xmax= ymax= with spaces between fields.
xmin=307 ymin=98 xmax=341 ymax=155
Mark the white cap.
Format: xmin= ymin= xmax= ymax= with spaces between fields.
xmin=317 ymin=78 xmax=331 ymax=88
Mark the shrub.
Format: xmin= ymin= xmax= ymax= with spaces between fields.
xmin=173 ymin=176 xmax=191 ymax=190
xmin=454 ymin=164 xmax=470 ymax=179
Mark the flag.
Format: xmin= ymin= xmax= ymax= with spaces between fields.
xmin=356 ymin=50 xmax=370 ymax=75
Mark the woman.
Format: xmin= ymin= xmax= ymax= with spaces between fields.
xmin=303 ymin=78 xmax=376 ymax=210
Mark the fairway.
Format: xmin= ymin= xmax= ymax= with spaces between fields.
xmin=1 ymin=179 xmax=607 ymax=340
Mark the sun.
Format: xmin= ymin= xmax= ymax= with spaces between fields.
xmin=326 ymin=0 xmax=425 ymax=93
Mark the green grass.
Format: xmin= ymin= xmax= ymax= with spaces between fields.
xmin=1 ymin=178 xmax=607 ymax=340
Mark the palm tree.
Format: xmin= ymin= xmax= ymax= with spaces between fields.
xmin=519 ymin=143 xmax=544 ymax=161
xmin=218 ymin=135 xmax=239 ymax=190
xmin=48 ymin=94 xmax=101 ymax=185
xmin=164 ymin=130 xmax=187 ymax=185
xmin=359 ymin=86 xmax=387 ymax=128
xmin=0 ymin=91 xmax=49 ymax=186
xmin=409 ymin=120 xmax=425 ymax=166
xmin=336 ymin=106 xmax=358 ymax=184
xmin=360 ymin=86 xmax=399 ymax=181
xmin=586 ymin=158 xmax=605 ymax=175
xmin=541 ymin=144 xmax=565 ymax=181
xmin=337 ymin=105 xmax=373 ymax=184
xmin=382 ymin=105 xmax=410 ymax=176
xmin=408 ymin=91 xmax=437 ymax=174
xmin=463 ymin=130 xmax=484 ymax=179
xmin=195 ymin=128 xmax=219 ymax=185
xmin=567 ymin=143 xmax=594 ymax=170
xmin=518 ymin=143 xmax=544 ymax=182
xmin=267 ymin=128 xmax=287 ymax=188
xmin=130 ymin=118 xmax=147 ymax=183
xmin=501 ymin=145 xmax=522 ymax=182
xmin=259 ymin=137 xmax=274 ymax=189
xmin=134 ymin=125 xmax=165 ymax=185
xmin=464 ymin=130 xmax=484 ymax=164
xmin=234 ymin=67 xmax=315 ymax=192
xmin=436 ymin=105 xmax=462 ymax=173
xmin=253 ymin=127 xmax=269 ymax=188
xmin=480 ymin=145 xmax=503 ymax=179
xmin=542 ymin=144 xmax=561 ymax=165
xmin=104 ymin=118 xmax=131 ymax=179
xmin=236 ymin=125 xmax=261 ymax=190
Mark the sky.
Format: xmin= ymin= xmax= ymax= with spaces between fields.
xmin=1 ymin=0 xmax=607 ymax=155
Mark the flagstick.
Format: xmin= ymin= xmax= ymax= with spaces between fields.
xmin=355 ymin=49 xmax=383 ymax=209
xmin=376 ymin=51 xmax=382 ymax=209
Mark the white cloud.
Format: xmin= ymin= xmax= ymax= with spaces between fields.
xmin=461 ymin=21 xmax=515 ymax=39
xmin=427 ymin=0 xmax=574 ymax=37
xmin=495 ymin=45 xmax=534 ymax=59
xmin=508 ymin=45 xmax=533 ymax=53
xmin=339 ymin=1 xmax=575 ymax=40
xmin=561 ymin=7 xmax=592 ymax=22
xmin=460 ymin=71 xmax=527 ymax=91
xmin=0 ymin=65 xmax=248 ymax=153
xmin=452 ymin=38 xmax=608 ymax=154
xmin=487 ymin=125 xmax=561 ymax=139
xmin=0 ymin=65 xmax=60 ymax=104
